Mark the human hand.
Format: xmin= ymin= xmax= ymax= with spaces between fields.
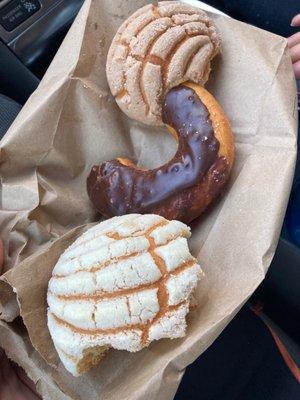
xmin=288 ymin=14 xmax=300 ymax=79
xmin=0 ymin=240 xmax=40 ymax=400
xmin=0 ymin=350 xmax=40 ymax=400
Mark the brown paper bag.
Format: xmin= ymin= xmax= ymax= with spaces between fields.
xmin=0 ymin=0 xmax=298 ymax=398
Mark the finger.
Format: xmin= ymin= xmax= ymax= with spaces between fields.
xmin=293 ymin=60 xmax=300 ymax=80
xmin=12 ymin=362 xmax=41 ymax=398
xmin=0 ymin=350 xmax=40 ymax=400
xmin=289 ymin=43 xmax=300 ymax=63
xmin=287 ymin=32 xmax=300 ymax=48
xmin=291 ymin=14 xmax=300 ymax=27
xmin=0 ymin=240 xmax=3 ymax=272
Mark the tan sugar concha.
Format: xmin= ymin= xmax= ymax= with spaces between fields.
xmin=106 ymin=1 xmax=220 ymax=126
xmin=47 ymin=214 xmax=202 ymax=376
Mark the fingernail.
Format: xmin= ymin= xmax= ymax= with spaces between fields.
xmin=291 ymin=16 xmax=298 ymax=26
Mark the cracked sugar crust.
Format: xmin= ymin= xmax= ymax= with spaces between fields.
xmin=47 ymin=214 xmax=203 ymax=375
xmin=106 ymin=1 xmax=220 ymax=126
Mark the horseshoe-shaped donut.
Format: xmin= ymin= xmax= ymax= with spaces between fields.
xmin=87 ymin=82 xmax=234 ymax=223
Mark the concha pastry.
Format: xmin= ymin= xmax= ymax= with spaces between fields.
xmin=106 ymin=1 xmax=220 ymax=126
xmin=47 ymin=214 xmax=202 ymax=376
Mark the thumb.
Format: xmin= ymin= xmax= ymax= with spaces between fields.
xmin=0 ymin=240 xmax=4 ymax=272
xmin=291 ymin=14 xmax=300 ymax=27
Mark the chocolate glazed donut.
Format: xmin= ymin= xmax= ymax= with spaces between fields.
xmin=87 ymin=83 xmax=234 ymax=223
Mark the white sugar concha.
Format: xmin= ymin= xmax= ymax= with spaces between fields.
xmin=47 ymin=214 xmax=203 ymax=376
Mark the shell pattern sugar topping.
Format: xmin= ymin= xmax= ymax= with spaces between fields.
xmin=47 ymin=214 xmax=202 ymax=375
xmin=106 ymin=1 xmax=220 ymax=126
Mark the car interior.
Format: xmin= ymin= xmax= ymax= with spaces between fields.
xmin=0 ymin=0 xmax=299 ymax=398
xmin=0 ymin=0 xmax=84 ymax=137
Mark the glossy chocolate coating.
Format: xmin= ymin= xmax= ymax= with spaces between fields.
xmin=87 ymin=86 xmax=220 ymax=218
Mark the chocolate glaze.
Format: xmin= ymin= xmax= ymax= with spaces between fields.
xmin=150 ymin=156 xmax=230 ymax=223
xmin=87 ymin=85 xmax=221 ymax=218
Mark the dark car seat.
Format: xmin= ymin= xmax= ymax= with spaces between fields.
xmin=0 ymin=94 xmax=22 ymax=139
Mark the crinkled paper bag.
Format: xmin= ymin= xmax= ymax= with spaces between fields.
xmin=0 ymin=0 xmax=298 ymax=399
